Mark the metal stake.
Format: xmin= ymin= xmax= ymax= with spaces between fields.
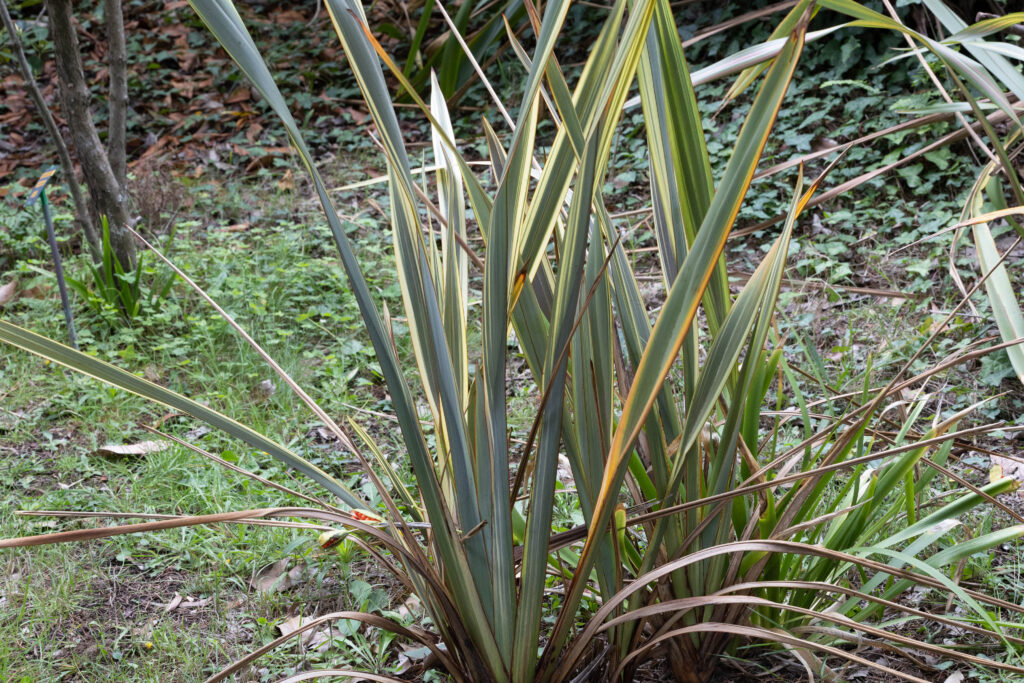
xmin=26 ymin=166 xmax=78 ymax=349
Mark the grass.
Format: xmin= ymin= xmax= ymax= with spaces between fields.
xmin=0 ymin=156 xmax=421 ymax=680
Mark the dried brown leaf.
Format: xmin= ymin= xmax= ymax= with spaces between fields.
xmin=0 ymin=280 xmax=17 ymax=306
xmin=94 ymin=440 xmax=170 ymax=457
xmin=251 ymin=559 xmax=305 ymax=594
xmin=276 ymin=614 xmax=336 ymax=650
xmin=163 ymin=592 xmax=183 ymax=613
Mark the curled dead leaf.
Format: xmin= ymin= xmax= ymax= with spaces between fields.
xmin=277 ymin=168 xmax=295 ymax=192
xmin=94 ymin=440 xmax=170 ymax=457
xmin=251 ymin=558 xmax=306 ymax=594
xmin=163 ymin=592 xmax=183 ymax=613
xmin=395 ymin=594 xmax=422 ymax=621
xmin=254 ymin=379 xmax=275 ymax=398
xmin=0 ymin=280 xmax=17 ymax=306
xmin=225 ymin=87 xmax=251 ymax=104
xmin=276 ymin=614 xmax=336 ymax=651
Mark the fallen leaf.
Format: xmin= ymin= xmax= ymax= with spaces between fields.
xmin=0 ymin=280 xmax=17 ymax=306
xmin=243 ymin=147 xmax=294 ymax=173
xmin=251 ymin=559 xmax=305 ymax=594
xmin=185 ymin=425 xmax=211 ymax=440
xmin=254 ymin=379 xmax=275 ymax=398
xmin=311 ymin=426 xmax=338 ymax=443
xmin=273 ymin=9 xmax=308 ymax=23
xmin=94 ymin=441 xmax=170 ymax=457
xmin=344 ymin=107 xmax=368 ymax=126
xmin=131 ymin=616 xmax=158 ymax=641
xmin=276 ymin=614 xmax=306 ymax=637
xmin=395 ymin=594 xmax=422 ymax=620
xmin=221 ymin=597 xmax=245 ymax=612
xmin=556 ymin=454 xmax=573 ymax=485
xmin=304 ymin=627 xmax=335 ymax=651
xmin=179 ymin=596 xmax=212 ymax=609
xmin=396 ymin=644 xmax=434 ymax=676
xmin=143 ymin=364 xmax=161 ymax=383
xmin=276 ymin=168 xmax=295 ymax=191
xmin=163 ymin=593 xmax=183 ymax=613
xmin=225 ymin=87 xmax=251 ymax=104
xmin=276 ymin=614 xmax=337 ymax=651
xmin=18 ymin=283 xmax=50 ymax=300
xmin=245 ymin=122 xmax=263 ymax=143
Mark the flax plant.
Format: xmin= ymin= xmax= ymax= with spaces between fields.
xmin=4 ymin=1 xmax=1024 ymax=681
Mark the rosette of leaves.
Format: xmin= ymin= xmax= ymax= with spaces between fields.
xmin=4 ymin=1 xmax=1024 ymax=681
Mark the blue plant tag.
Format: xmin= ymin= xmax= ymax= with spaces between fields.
xmin=25 ymin=165 xmax=58 ymax=207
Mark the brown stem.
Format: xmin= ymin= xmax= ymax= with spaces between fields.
xmin=0 ymin=0 xmax=99 ymax=260
xmin=104 ymin=0 xmax=126 ymax=186
xmin=45 ymin=0 xmax=135 ymax=271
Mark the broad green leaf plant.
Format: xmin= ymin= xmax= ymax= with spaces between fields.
xmin=4 ymin=1 xmax=1024 ymax=681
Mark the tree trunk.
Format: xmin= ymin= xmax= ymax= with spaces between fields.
xmin=104 ymin=0 xmax=126 ymax=186
xmin=45 ymin=0 xmax=136 ymax=272
xmin=0 ymin=0 xmax=100 ymax=261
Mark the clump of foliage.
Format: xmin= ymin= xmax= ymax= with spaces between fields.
xmin=63 ymin=217 xmax=177 ymax=325
xmin=3 ymin=0 xmax=1024 ymax=681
